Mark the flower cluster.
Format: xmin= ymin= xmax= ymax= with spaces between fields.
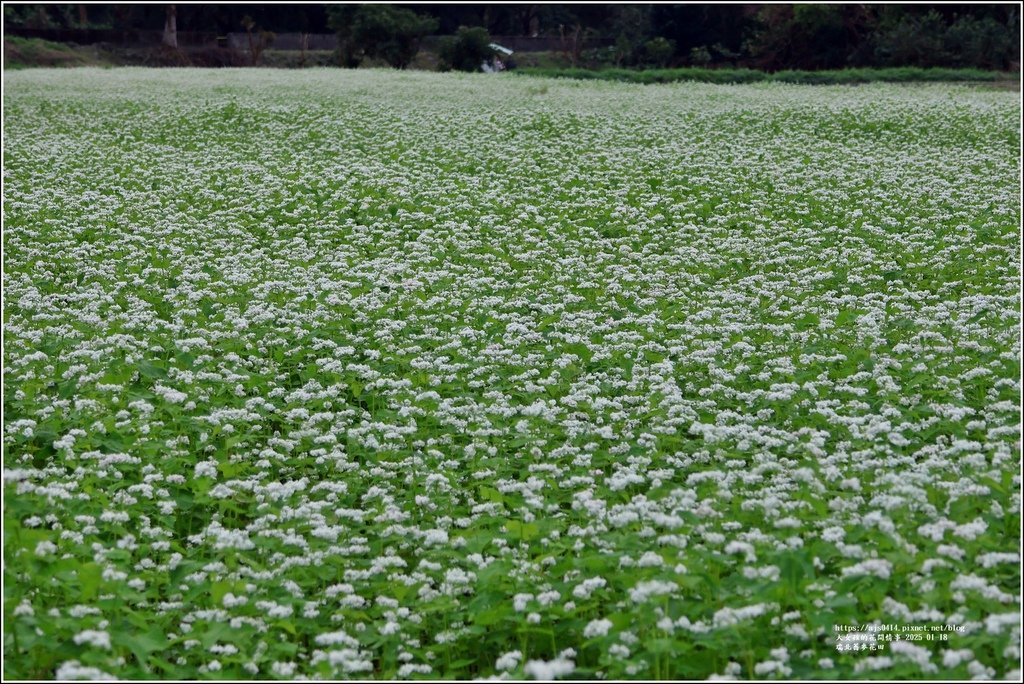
xmin=3 ymin=68 xmax=1019 ymax=679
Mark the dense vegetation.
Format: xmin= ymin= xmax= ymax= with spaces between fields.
xmin=4 ymin=3 xmax=1019 ymax=72
xmin=4 ymin=68 xmax=1020 ymax=680
xmin=2 ymin=35 xmax=99 ymax=69
xmin=514 ymin=66 xmax=1007 ymax=86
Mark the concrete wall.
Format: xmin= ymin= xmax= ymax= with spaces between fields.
xmin=227 ymin=33 xmax=337 ymax=51
xmin=9 ymin=28 xmax=614 ymax=53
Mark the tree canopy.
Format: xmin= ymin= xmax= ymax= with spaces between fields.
xmin=4 ymin=3 xmax=1019 ymax=71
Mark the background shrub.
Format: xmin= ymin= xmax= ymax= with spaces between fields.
xmin=438 ymin=26 xmax=492 ymax=72
xmin=642 ymin=37 xmax=675 ymax=68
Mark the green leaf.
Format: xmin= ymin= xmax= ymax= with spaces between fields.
xmin=471 ymin=605 xmax=508 ymax=626
xmin=211 ymin=581 xmax=233 ymax=606
xmin=647 ymin=637 xmax=675 ymax=654
xmin=834 ymin=309 xmax=862 ymax=326
xmin=78 ymin=562 xmax=102 ymax=601
xmin=505 ymin=520 xmax=539 ymax=541
xmin=119 ymin=627 xmax=169 ymax=669
xmin=138 ymin=360 xmax=167 ymax=379
xmin=198 ymin=621 xmax=235 ymax=649
xmin=478 ymin=486 xmax=504 ymax=504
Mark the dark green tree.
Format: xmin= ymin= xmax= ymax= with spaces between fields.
xmin=438 ymin=26 xmax=493 ymax=72
xmin=326 ymin=4 xmax=361 ymax=67
xmin=746 ymin=4 xmax=871 ymax=70
xmin=608 ymin=4 xmax=651 ymax=65
xmin=944 ymin=14 xmax=1016 ymax=69
xmin=327 ymin=4 xmax=438 ymax=69
xmin=870 ymin=9 xmax=950 ymax=67
xmin=651 ymin=4 xmax=754 ymax=64
xmin=642 ymin=36 xmax=675 ymax=67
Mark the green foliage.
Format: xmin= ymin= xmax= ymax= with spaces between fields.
xmin=516 ymin=66 xmax=1005 ymax=86
xmin=873 ymin=11 xmax=1018 ymax=70
xmin=747 ymin=5 xmax=1019 ymax=71
xmin=327 ymin=3 xmax=438 ymax=69
xmin=2 ymin=36 xmax=110 ymax=70
xmin=607 ymin=4 xmax=652 ymax=66
xmin=872 ymin=10 xmax=954 ymax=68
xmin=2 ymin=3 xmax=1019 ymax=73
xmin=438 ymin=26 xmax=492 ymax=73
xmin=944 ymin=16 xmax=1016 ymax=70
xmin=689 ymin=45 xmax=713 ymax=67
xmin=2 ymin=65 xmax=1019 ymax=683
xmin=3 ymin=3 xmax=95 ymax=30
xmin=325 ymin=4 xmax=360 ymax=68
xmin=746 ymin=4 xmax=861 ymax=70
xmin=642 ymin=37 xmax=676 ymax=68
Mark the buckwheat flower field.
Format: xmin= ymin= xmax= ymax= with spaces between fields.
xmin=3 ymin=68 xmax=1020 ymax=680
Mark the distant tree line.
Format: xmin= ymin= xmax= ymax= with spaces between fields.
xmin=5 ymin=3 xmax=1020 ymax=71
xmin=3 ymin=4 xmax=330 ymax=35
